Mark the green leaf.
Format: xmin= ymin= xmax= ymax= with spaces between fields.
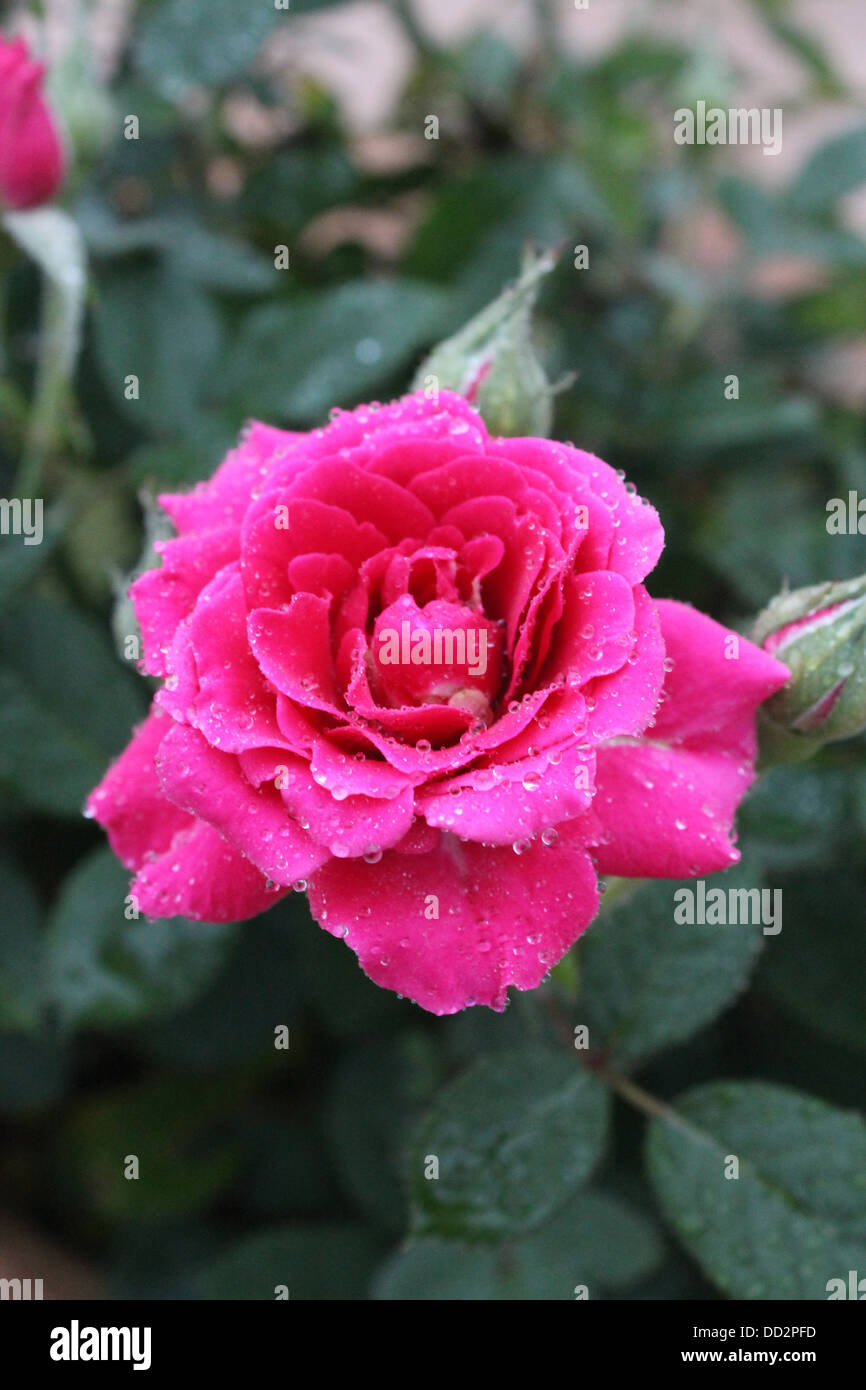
xmin=82 ymin=202 xmax=276 ymax=295
xmin=134 ymin=904 xmax=301 ymax=1070
xmin=718 ymin=176 xmax=866 ymax=266
xmin=454 ymin=33 xmax=521 ymax=116
xmin=125 ymin=440 xmax=221 ymax=491
xmin=790 ymin=270 xmax=866 ymax=333
xmin=754 ymin=3 xmax=842 ymax=98
xmin=295 ymin=912 xmax=408 ymax=1039
xmin=0 ymin=1027 xmax=68 ymax=1114
xmin=406 ymin=156 xmax=611 ymax=309
xmin=581 ymin=862 xmax=766 ymax=1068
xmin=238 ymin=148 xmax=359 ymax=238
xmin=136 ymin=0 xmax=280 ymax=98
xmin=63 ymin=1074 xmax=244 ymax=1220
xmin=757 ymin=871 xmax=866 ymax=1054
xmin=221 ymin=281 xmax=450 ymax=424
xmin=375 ymin=1189 xmax=663 ymax=1300
xmin=0 ymin=505 xmax=65 ymax=607
xmin=639 ymin=360 xmax=819 ymax=458
xmin=647 ymin=1081 xmax=866 ymax=1300
xmin=198 ymin=1225 xmax=383 ymax=1300
xmin=326 ymin=1034 xmax=440 ymax=1232
xmin=46 ymin=849 xmax=236 ymax=1031
xmin=738 ymin=765 xmax=848 ymax=870
xmin=234 ymin=1112 xmax=338 ymax=1219
xmin=788 ymin=125 xmax=866 ymax=215
xmin=696 ymin=466 xmax=865 ymax=608
xmin=376 ymin=1235 xmax=502 ymax=1300
xmin=0 ymin=594 xmax=146 ymax=816
xmin=0 ymin=853 xmax=43 ymax=1032
xmin=409 ymin=1045 xmax=609 ymax=1241
xmin=92 ymin=261 xmax=223 ymax=434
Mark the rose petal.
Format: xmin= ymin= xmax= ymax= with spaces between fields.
xmin=160 ymin=423 xmax=301 ymax=536
xmin=584 ymin=601 xmax=790 ymax=876
xmin=156 ymin=723 xmax=327 ymax=885
xmin=306 ymin=830 xmax=599 ymax=1015
xmin=584 ymin=586 xmax=665 ymax=743
xmin=167 ymin=566 xmax=289 ymax=753
xmin=248 ymin=597 xmax=343 ymax=712
xmin=541 ymin=571 xmax=636 ymax=688
xmin=418 ymin=743 xmax=595 ymax=845
xmin=132 ymin=821 xmax=288 ymax=922
xmin=240 ymin=491 xmax=386 ymax=610
xmin=86 ymin=707 xmax=191 ymax=870
xmin=651 ymin=599 xmax=789 ymax=753
xmin=586 ymin=741 xmax=750 ymax=877
xmin=131 ymin=528 xmax=237 ymax=676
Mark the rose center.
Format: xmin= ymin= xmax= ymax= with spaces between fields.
xmin=370 ymin=594 xmax=503 ymax=717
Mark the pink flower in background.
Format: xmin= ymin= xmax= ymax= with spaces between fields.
xmin=0 ymin=33 xmax=65 ymax=210
xmin=88 ymin=391 xmax=788 ymax=1015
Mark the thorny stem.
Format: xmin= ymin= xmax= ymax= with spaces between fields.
xmin=16 ymin=266 xmax=71 ymax=497
xmin=585 ymin=1060 xmax=686 ymax=1129
xmin=540 ymin=982 xmax=691 ymax=1133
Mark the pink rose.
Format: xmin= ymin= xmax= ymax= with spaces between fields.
xmin=88 ymin=391 xmax=788 ymax=1015
xmin=0 ymin=34 xmax=65 ymax=211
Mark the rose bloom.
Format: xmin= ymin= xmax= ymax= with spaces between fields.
xmin=0 ymin=33 xmax=65 ymax=210
xmin=89 ymin=392 xmax=788 ymax=1015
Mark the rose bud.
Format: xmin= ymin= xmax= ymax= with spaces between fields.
xmin=753 ymin=574 xmax=866 ymax=757
xmin=412 ymin=247 xmax=557 ymax=437
xmin=0 ymin=33 xmax=66 ymax=211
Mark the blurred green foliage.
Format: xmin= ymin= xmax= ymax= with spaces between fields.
xmin=0 ymin=0 xmax=865 ymax=1300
